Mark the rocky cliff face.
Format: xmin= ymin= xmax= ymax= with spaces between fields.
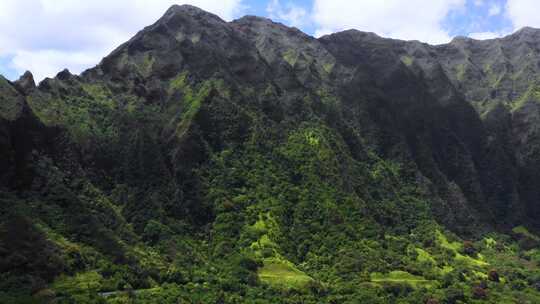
xmin=2 ymin=5 xmax=540 ymax=302
xmin=83 ymin=6 xmax=540 ymax=232
xmin=348 ymin=28 xmax=540 ymax=227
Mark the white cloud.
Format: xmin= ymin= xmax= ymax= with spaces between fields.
xmin=488 ymin=3 xmax=501 ymax=16
xmin=312 ymin=0 xmax=465 ymax=44
xmin=474 ymin=0 xmax=484 ymax=6
xmin=0 ymin=0 xmax=243 ymax=81
xmin=468 ymin=31 xmax=506 ymax=39
xmin=266 ymin=0 xmax=308 ymax=28
xmin=10 ymin=50 xmax=98 ymax=82
xmin=506 ymin=0 xmax=540 ymax=29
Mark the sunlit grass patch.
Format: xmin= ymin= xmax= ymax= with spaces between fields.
xmin=258 ymin=259 xmax=313 ymax=289
xmin=440 ymin=265 xmax=454 ymax=274
xmin=455 ymin=252 xmax=489 ymax=267
xmin=416 ymin=248 xmax=436 ymax=264
xmin=436 ymin=230 xmax=489 ymax=267
xmin=53 ymin=271 xmax=102 ymax=295
xmin=436 ymin=230 xmax=461 ymax=252
xmin=370 ymin=271 xmax=434 ymax=288
xmin=484 ymin=237 xmax=497 ymax=249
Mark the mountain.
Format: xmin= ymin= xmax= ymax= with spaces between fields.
xmin=1 ymin=5 xmax=540 ymax=303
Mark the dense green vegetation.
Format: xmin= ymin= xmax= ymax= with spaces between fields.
xmin=1 ymin=4 xmax=540 ymax=304
xmin=2 ymin=89 xmax=539 ymax=302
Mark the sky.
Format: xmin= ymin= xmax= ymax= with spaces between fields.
xmin=0 ymin=0 xmax=537 ymax=82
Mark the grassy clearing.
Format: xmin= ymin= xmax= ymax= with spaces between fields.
xmin=436 ymin=230 xmax=489 ymax=267
xmin=413 ymin=246 xmax=454 ymax=275
xmin=370 ymin=271 xmax=434 ymax=288
xmin=455 ymin=252 xmax=489 ymax=266
xmin=436 ymin=230 xmax=461 ymax=252
xmin=53 ymin=271 xmax=103 ymax=295
xmin=249 ymin=213 xmax=313 ymax=290
xmin=416 ymin=248 xmax=436 ymax=264
xmin=258 ymin=259 xmax=313 ymax=289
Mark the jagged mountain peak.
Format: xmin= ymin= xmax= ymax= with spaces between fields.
xmin=158 ymin=4 xmax=226 ymax=28
xmin=232 ymin=15 xmax=306 ymax=37
xmin=3 ymin=5 xmax=540 ymax=302
xmin=504 ymin=26 xmax=540 ymax=45
xmin=512 ymin=26 xmax=540 ymax=36
xmin=321 ymin=29 xmax=398 ymax=44
xmin=233 ymin=14 xmax=276 ymax=24
xmin=164 ymin=4 xmax=209 ymax=14
xmin=13 ymin=71 xmax=36 ymax=95
xmin=449 ymin=35 xmax=474 ymax=44
xmin=56 ymin=68 xmax=74 ymax=81
xmin=86 ymin=5 xmax=247 ymax=83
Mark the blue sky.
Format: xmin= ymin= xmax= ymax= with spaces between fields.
xmin=0 ymin=0 xmax=536 ymax=82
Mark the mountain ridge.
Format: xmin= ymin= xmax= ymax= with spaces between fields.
xmin=2 ymin=5 xmax=540 ymax=303
xmin=12 ymin=5 xmax=540 ymax=87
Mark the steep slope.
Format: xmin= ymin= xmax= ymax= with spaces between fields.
xmin=1 ymin=5 xmax=540 ymax=304
xmin=318 ymin=30 xmax=496 ymax=231
xmin=346 ymin=28 xmax=540 ymax=230
xmin=437 ymin=29 xmax=540 ymax=228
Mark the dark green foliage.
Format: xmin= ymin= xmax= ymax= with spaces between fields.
xmin=0 ymin=216 xmax=65 ymax=293
xmin=1 ymin=4 xmax=540 ymax=304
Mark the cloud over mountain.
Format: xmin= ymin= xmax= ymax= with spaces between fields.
xmin=0 ymin=0 xmax=243 ymax=81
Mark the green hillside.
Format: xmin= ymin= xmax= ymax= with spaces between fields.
xmin=1 ymin=5 xmax=540 ymax=304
